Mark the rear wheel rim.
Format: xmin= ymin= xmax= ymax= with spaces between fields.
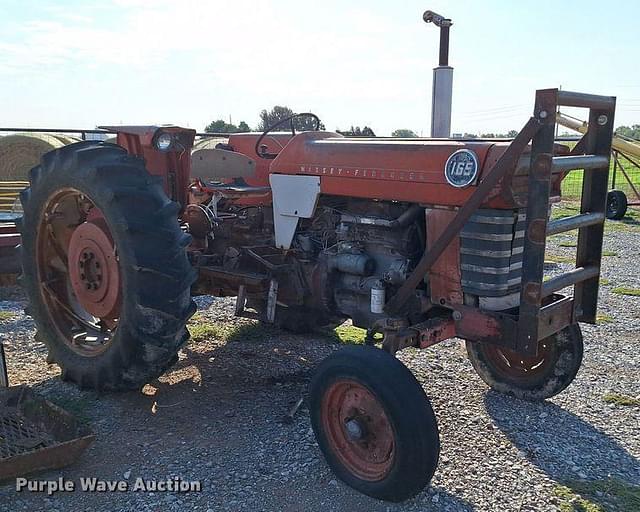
xmin=36 ymin=188 xmax=121 ymax=356
xmin=320 ymin=379 xmax=395 ymax=481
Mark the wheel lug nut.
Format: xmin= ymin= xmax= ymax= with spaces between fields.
xmin=80 ymin=273 xmax=85 ymax=280
xmin=86 ymin=283 xmax=91 ymax=290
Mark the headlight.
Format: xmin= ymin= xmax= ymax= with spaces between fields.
xmin=155 ymin=132 xmax=173 ymax=151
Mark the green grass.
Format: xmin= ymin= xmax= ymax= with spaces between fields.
xmin=551 ymin=200 xmax=639 ymax=232
xmin=596 ymin=313 xmax=614 ymax=324
xmin=601 ymin=250 xmax=618 ymax=257
xmin=554 ymin=479 xmax=640 ymax=512
xmin=561 ymin=154 xmax=640 ymax=200
xmin=551 ymin=203 xmax=580 ymax=220
xmin=0 ymin=310 xmax=14 ymax=321
xmin=559 ymin=241 xmax=578 ymax=248
xmin=189 ymin=322 xmax=227 ymax=342
xmin=612 ymin=287 xmax=640 ymax=297
xmin=333 ymin=324 xmax=367 ymax=344
xmin=545 ymin=254 xmax=575 ymax=264
xmin=188 ymin=315 xmax=277 ymax=343
xmin=599 ymin=278 xmax=610 ymax=286
xmin=325 ymin=322 xmax=384 ymax=345
xmin=603 ymin=393 xmax=640 ymax=407
xmin=555 ymin=484 xmax=603 ymax=512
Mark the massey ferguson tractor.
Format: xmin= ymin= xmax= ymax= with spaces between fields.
xmin=18 ymin=88 xmax=615 ymax=501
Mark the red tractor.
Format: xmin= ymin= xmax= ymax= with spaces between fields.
xmin=19 ymin=88 xmax=615 ymax=501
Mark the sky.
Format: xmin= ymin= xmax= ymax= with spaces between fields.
xmin=0 ymin=0 xmax=639 ymax=136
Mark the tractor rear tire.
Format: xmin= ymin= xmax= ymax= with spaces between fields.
xmin=19 ymin=141 xmax=196 ymax=391
xmin=606 ymin=190 xmax=628 ymax=220
xmin=309 ymin=345 xmax=440 ymax=502
xmin=465 ymin=324 xmax=583 ymax=401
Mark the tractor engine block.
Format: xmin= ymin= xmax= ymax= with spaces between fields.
xmin=310 ymin=199 xmax=424 ymax=327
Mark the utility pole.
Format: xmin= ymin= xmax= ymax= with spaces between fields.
xmin=423 ymin=10 xmax=453 ymax=138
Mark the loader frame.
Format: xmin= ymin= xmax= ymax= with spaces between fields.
xmin=385 ymin=88 xmax=615 ymax=356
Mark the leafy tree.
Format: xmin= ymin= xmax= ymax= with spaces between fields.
xmin=336 ymin=126 xmax=376 ymax=137
xmin=462 ymin=132 xmax=478 ymax=139
xmin=615 ymin=125 xmax=640 ymax=140
xmin=258 ymin=106 xmax=324 ymax=131
xmin=480 ymin=131 xmax=519 ymax=138
xmin=204 ymin=119 xmax=251 ymax=133
xmin=391 ymin=129 xmax=418 ymax=138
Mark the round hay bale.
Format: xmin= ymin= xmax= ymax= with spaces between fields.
xmin=51 ymin=134 xmax=81 ymax=145
xmin=0 ymin=133 xmax=65 ymax=180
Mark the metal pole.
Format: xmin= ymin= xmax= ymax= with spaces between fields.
xmin=0 ymin=342 xmax=8 ymax=387
xmin=439 ymin=25 xmax=450 ymax=66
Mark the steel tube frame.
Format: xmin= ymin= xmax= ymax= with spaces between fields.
xmin=387 ymin=88 xmax=615 ymax=357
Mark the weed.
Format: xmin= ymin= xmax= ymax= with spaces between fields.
xmin=612 ymin=287 xmax=640 ymax=296
xmin=0 ymin=311 xmax=15 ymax=321
xmin=554 ymin=479 xmax=640 ymax=512
xmin=189 ymin=322 xmax=227 ymax=342
xmin=603 ymin=393 xmax=640 ymax=407
xmin=596 ymin=313 xmax=613 ymax=324
xmin=545 ymin=254 xmax=575 ymax=264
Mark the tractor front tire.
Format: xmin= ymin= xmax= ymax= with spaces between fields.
xmin=20 ymin=141 xmax=196 ymax=391
xmin=466 ymin=324 xmax=583 ymax=401
xmin=309 ymin=345 xmax=440 ymax=502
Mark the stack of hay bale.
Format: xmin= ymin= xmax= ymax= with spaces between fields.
xmin=0 ymin=133 xmax=82 ymax=180
xmin=0 ymin=133 xmax=80 ymax=212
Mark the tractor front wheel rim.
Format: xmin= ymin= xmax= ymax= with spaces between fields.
xmin=321 ymin=379 xmax=395 ymax=481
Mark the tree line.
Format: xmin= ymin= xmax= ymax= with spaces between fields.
xmin=206 ymin=108 xmax=640 ymax=141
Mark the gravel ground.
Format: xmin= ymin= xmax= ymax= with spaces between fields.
xmin=0 ymin=206 xmax=639 ymax=512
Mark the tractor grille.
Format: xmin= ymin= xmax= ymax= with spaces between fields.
xmin=460 ymin=209 xmax=525 ymax=297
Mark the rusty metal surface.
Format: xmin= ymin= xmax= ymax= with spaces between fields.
xmin=453 ymin=306 xmax=518 ymax=347
xmin=425 ymin=209 xmax=463 ymax=306
xmin=537 ymin=295 xmax=574 ymax=341
xmin=0 ymin=386 xmax=94 ymax=481
xmin=573 ymin=104 xmax=616 ymax=323
xmin=104 ymin=125 xmax=196 ymax=209
xmin=517 ymin=89 xmax=615 ymax=352
xmin=384 ymin=117 xmax=541 ymax=315
xmin=516 ymin=89 xmax=557 ymax=354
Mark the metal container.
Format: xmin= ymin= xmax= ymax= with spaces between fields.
xmin=0 ymin=386 xmax=95 ymax=481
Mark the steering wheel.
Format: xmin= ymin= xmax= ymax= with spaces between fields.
xmin=254 ymin=112 xmax=321 ymax=159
